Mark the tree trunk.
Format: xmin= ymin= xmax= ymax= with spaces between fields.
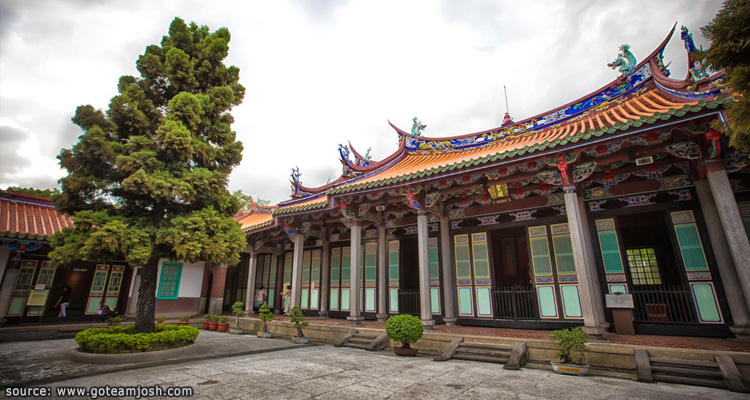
xmin=135 ymin=256 xmax=160 ymax=333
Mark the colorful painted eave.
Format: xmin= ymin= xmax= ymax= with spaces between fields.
xmin=274 ymin=197 xmax=329 ymax=216
xmin=326 ymin=91 xmax=731 ymax=195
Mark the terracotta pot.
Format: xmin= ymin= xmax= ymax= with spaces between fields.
xmin=208 ymin=322 xmax=218 ymax=331
xmin=217 ymin=323 xmax=229 ymax=333
xmin=393 ymin=347 xmax=418 ymax=357
xmin=202 ymin=322 xmax=210 ymax=330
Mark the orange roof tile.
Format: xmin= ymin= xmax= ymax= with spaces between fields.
xmin=0 ymin=196 xmax=73 ymax=240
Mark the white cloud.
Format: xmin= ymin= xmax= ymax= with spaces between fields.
xmin=0 ymin=0 xmax=724 ymax=203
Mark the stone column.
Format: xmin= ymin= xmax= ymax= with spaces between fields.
xmin=706 ymin=161 xmax=750 ymax=312
xmin=417 ymin=211 xmax=435 ymax=329
xmin=347 ymin=219 xmax=364 ymax=325
xmin=439 ymin=218 xmax=457 ymax=326
xmin=376 ymin=224 xmax=388 ymax=322
xmin=319 ymin=238 xmax=330 ymax=317
xmin=290 ymin=234 xmax=305 ymax=308
xmin=564 ymin=187 xmax=608 ymax=338
xmin=126 ymin=268 xmax=140 ymax=318
xmin=244 ymin=252 xmax=257 ymax=315
xmin=696 ymin=179 xmax=750 ymax=336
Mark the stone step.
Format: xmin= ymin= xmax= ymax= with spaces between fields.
xmin=455 ymin=347 xmax=511 ymax=357
xmin=352 ymin=334 xmax=378 ymax=340
xmin=348 ymin=337 xmax=373 ymax=344
xmin=459 ymin=342 xmax=513 ymax=351
xmin=452 ymin=353 xmax=509 ymax=364
xmin=651 ymin=373 xmax=727 ymax=389
xmin=650 ymin=357 xmax=719 ymax=368
xmin=650 ymin=365 xmax=724 ymax=379
xmin=344 ymin=342 xmax=370 ymax=350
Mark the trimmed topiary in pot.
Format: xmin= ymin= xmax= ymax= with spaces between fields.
xmin=385 ymin=314 xmax=423 ymax=349
xmin=258 ymin=303 xmax=274 ymax=333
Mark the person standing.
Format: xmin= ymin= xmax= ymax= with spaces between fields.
xmin=55 ymin=286 xmax=70 ymax=320
xmin=254 ymin=286 xmax=267 ymax=311
xmin=282 ymin=284 xmax=292 ymax=315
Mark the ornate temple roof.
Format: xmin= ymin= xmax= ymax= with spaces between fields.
xmin=242 ymin=25 xmax=730 ymax=235
xmin=0 ymin=191 xmax=73 ymax=241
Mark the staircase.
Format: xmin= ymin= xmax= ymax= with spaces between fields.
xmin=635 ymin=349 xmax=748 ymax=392
xmin=434 ymin=337 xmax=528 ymax=370
xmin=335 ymin=329 xmax=389 ymax=351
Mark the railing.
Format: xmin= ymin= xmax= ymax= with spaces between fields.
xmin=492 ymin=286 xmax=539 ymax=320
xmin=631 ymin=284 xmax=698 ymax=325
xmin=398 ymin=289 xmax=421 ymax=315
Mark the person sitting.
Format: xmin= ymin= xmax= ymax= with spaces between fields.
xmin=96 ymin=301 xmax=118 ymax=322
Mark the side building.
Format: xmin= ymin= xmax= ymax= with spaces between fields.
xmin=0 ymin=190 xmax=226 ymax=324
xmin=233 ymin=26 xmax=750 ymax=339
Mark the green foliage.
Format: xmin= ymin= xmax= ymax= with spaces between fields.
xmin=385 ymin=314 xmax=423 ymax=349
xmin=156 ymin=315 xmax=167 ymax=324
xmin=218 ymin=315 xmax=229 ymax=324
xmin=75 ymin=325 xmax=199 ymax=353
xmin=288 ymin=306 xmax=309 ymax=338
xmin=231 ymin=302 xmax=245 ymax=317
xmin=204 ymin=314 xmax=212 ymax=321
xmin=701 ymin=0 xmax=750 ymax=149
xmin=49 ymin=17 xmax=247 ymax=333
xmin=258 ymin=303 xmax=274 ymax=333
xmin=179 ymin=315 xmax=191 ymax=322
xmin=106 ymin=317 xmax=122 ymax=326
xmin=2 ymin=187 xmax=60 ymax=199
xmin=548 ymin=327 xmax=589 ymax=365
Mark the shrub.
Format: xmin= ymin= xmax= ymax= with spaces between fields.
xmin=179 ymin=315 xmax=191 ymax=322
xmin=106 ymin=317 xmax=122 ymax=326
xmin=75 ymin=325 xmax=199 ymax=354
xmin=204 ymin=313 xmax=212 ymax=321
xmin=549 ymin=327 xmax=588 ymax=365
xmin=288 ymin=306 xmax=308 ymax=337
xmin=156 ymin=315 xmax=167 ymax=324
xmin=218 ymin=315 xmax=229 ymax=324
xmin=258 ymin=303 xmax=274 ymax=333
xmin=385 ymin=314 xmax=423 ymax=349
xmin=232 ymin=302 xmax=245 ymax=317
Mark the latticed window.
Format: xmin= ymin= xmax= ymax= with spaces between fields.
xmin=626 ymin=248 xmax=662 ymax=285
xmin=157 ymin=262 xmax=182 ymax=299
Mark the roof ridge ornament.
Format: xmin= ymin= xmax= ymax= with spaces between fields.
xmin=608 ymin=44 xmax=637 ymax=77
xmin=411 ymin=117 xmax=426 ymax=137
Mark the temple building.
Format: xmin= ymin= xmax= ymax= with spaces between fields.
xmin=234 ymin=25 xmax=750 ymax=339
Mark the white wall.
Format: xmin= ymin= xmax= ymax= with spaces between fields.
xmin=155 ymin=259 xmax=205 ymax=298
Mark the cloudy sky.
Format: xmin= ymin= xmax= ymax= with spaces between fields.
xmin=0 ymin=0 xmax=723 ymax=204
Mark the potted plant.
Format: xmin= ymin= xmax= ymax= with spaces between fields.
xmin=230 ymin=302 xmax=245 ymax=334
xmin=548 ymin=327 xmax=589 ymax=376
xmin=155 ymin=315 xmax=167 ymax=325
xmin=289 ymin=306 xmax=309 ymax=344
xmin=257 ymin=303 xmax=274 ymax=338
xmin=208 ymin=314 xmax=219 ymax=331
xmin=202 ymin=314 xmax=211 ymax=330
xmin=217 ymin=315 xmax=230 ymax=332
xmin=385 ymin=314 xmax=423 ymax=356
xmin=178 ymin=315 xmax=191 ymax=326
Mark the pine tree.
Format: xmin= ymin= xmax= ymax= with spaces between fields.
xmin=50 ymin=17 xmax=247 ymax=333
xmin=701 ymin=0 xmax=750 ymax=149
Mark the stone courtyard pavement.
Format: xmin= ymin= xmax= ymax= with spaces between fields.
xmin=0 ymin=333 xmax=745 ymax=399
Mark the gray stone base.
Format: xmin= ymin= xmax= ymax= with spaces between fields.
xmin=443 ymin=318 xmax=457 ymax=326
xmin=244 ymin=311 xmax=255 ymax=317
xmin=729 ymin=325 xmax=750 ymax=340
xmin=318 ymin=311 xmax=329 ymax=318
xmin=582 ymin=325 xmax=609 ymax=341
xmin=347 ymin=316 xmax=364 ymax=325
xmin=421 ymin=319 xmax=435 ymax=330
xmin=376 ymin=313 xmax=388 ymax=322
xmin=70 ymin=343 xmax=197 ymax=364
